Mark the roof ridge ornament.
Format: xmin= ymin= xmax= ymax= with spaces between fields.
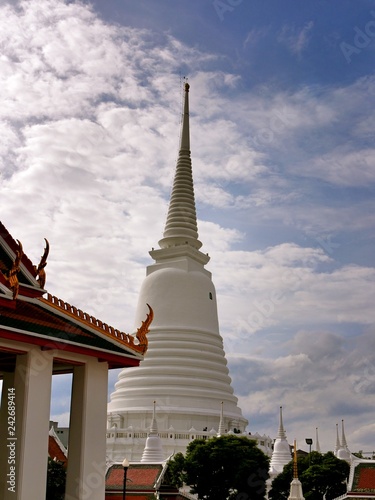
xmin=4 ymin=239 xmax=23 ymax=299
xmin=134 ymin=303 xmax=154 ymax=353
xmin=34 ymin=238 xmax=49 ymax=289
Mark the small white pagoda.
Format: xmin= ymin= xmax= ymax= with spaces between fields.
xmin=266 ymin=406 xmax=292 ymax=495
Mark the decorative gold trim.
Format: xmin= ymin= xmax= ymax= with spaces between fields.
xmin=41 ymin=294 xmax=153 ymax=355
xmin=132 ymin=303 xmax=153 ymax=354
xmin=34 ymin=238 xmax=49 ymax=289
xmin=5 ymin=239 xmax=23 ymax=299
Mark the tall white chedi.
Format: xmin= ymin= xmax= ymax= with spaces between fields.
xmin=107 ymin=83 xmax=248 ymax=461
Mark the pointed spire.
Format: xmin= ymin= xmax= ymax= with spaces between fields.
xmin=337 ymin=419 xmax=351 ymax=463
xmin=158 ymin=82 xmax=204 ymax=252
xmin=315 ymin=427 xmax=321 ymax=453
xmin=341 ymin=419 xmax=348 ymax=449
xmin=277 ymin=406 xmax=287 ymax=439
xmin=217 ymin=401 xmax=226 ymax=437
xmin=140 ymin=401 xmax=165 ymax=463
xmin=335 ymin=423 xmax=341 ymax=455
xmin=180 ymin=81 xmax=190 ymax=152
xmin=149 ymin=400 xmax=158 ymax=435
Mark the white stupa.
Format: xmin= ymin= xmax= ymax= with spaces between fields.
xmin=334 ymin=422 xmax=341 ymax=455
xmin=140 ymin=402 xmax=165 ymax=463
xmin=266 ymin=407 xmax=292 ymax=495
xmin=315 ymin=427 xmax=321 ymax=453
xmin=336 ymin=420 xmax=352 ymax=464
xmin=269 ymin=407 xmax=292 ymax=476
xmin=107 ymin=82 xmax=248 ymax=461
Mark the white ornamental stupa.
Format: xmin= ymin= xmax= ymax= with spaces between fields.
xmin=107 ymin=82 xmax=248 ymax=461
xmin=335 ymin=420 xmax=353 ymax=464
xmin=266 ymin=407 xmax=292 ymax=495
xmin=269 ymin=406 xmax=292 ymax=477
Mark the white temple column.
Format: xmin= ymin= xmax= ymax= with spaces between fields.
xmin=0 ymin=371 xmax=15 ymax=498
xmin=65 ymin=359 xmax=108 ymax=500
xmin=14 ymin=349 xmax=53 ymax=500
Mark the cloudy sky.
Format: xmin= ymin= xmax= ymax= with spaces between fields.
xmin=1 ymin=0 xmax=375 ymax=455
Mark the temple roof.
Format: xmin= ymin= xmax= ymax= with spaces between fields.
xmin=0 ymin=221 xmax=39 ymax=283
xmin=106 ymin=463 xmax=162 ymax=491
xmin=334 ymin=459 xmax=375 ymax=499
xmin=0 ymin=221 xmax=153 ymax=370
xmin=105 ymin=462 xmax=191 ymax=499
xmin=352 ymin=462 xmax=375 ymax=492
xmin=48 ymin=427 xmax=68 ymax=466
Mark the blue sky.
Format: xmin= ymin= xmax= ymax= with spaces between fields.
xmin=1 ymin=0 xmax=375 ymax=454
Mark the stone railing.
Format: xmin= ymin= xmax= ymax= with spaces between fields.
xmin=106 ymin=425 xmax=273 ymax=455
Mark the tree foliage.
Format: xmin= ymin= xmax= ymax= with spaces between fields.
xmin=168 ymin=435 xmax=269 ymax=500
xmin=46 ymin=457 xmax=66 ymax=500
xmin=269 ymin=451 xmax=350 ymax=500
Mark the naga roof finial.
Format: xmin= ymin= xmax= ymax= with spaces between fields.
xmin=6 ymin=239 xmax=23 ymax=299
xmin=34 ymin=238 xmax=50 ymax=289
xmin=133 ymin=304 xmax=153 ymax=354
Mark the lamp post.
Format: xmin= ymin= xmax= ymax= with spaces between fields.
xmin=305 ymin=438 xmax=313 ymax=466
xmin=122 ymin=458 xmax=129 ymax=500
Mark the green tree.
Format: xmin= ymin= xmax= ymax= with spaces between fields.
xmin=168 ymin=435 xmax=269 ymax=500
xmin=269 ymin=451 xmax=350 ymax=500
xmin=46 ymin=457 xmax=66 ymax=500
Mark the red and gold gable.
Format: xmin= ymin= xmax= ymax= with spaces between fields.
xmin=0 ymin=221 xmax=152 ymax=368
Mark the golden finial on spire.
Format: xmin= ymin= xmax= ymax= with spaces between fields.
xmin=34 ymin=238 xmax=49 ymax=289
xmin=183 ymin=75 xmax=189 ymax=92
xmin=293 ymin=439 xmax=298 ymax=479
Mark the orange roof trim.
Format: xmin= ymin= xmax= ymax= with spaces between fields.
xmin=42 ymin=294 xmax=153 ymax=355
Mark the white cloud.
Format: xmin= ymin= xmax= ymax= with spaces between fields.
xmin=278 ymin=21 xmax=314 ymax=56
xmin=306 ymin=148 xmax=375 ymax=186
xmin=213 ymin=245 xmax=375 ymax=343
xmin=229 ymin=327 xmax=375 ymax=452
xmin=243 ymin=27 xmax=270 ymax=49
